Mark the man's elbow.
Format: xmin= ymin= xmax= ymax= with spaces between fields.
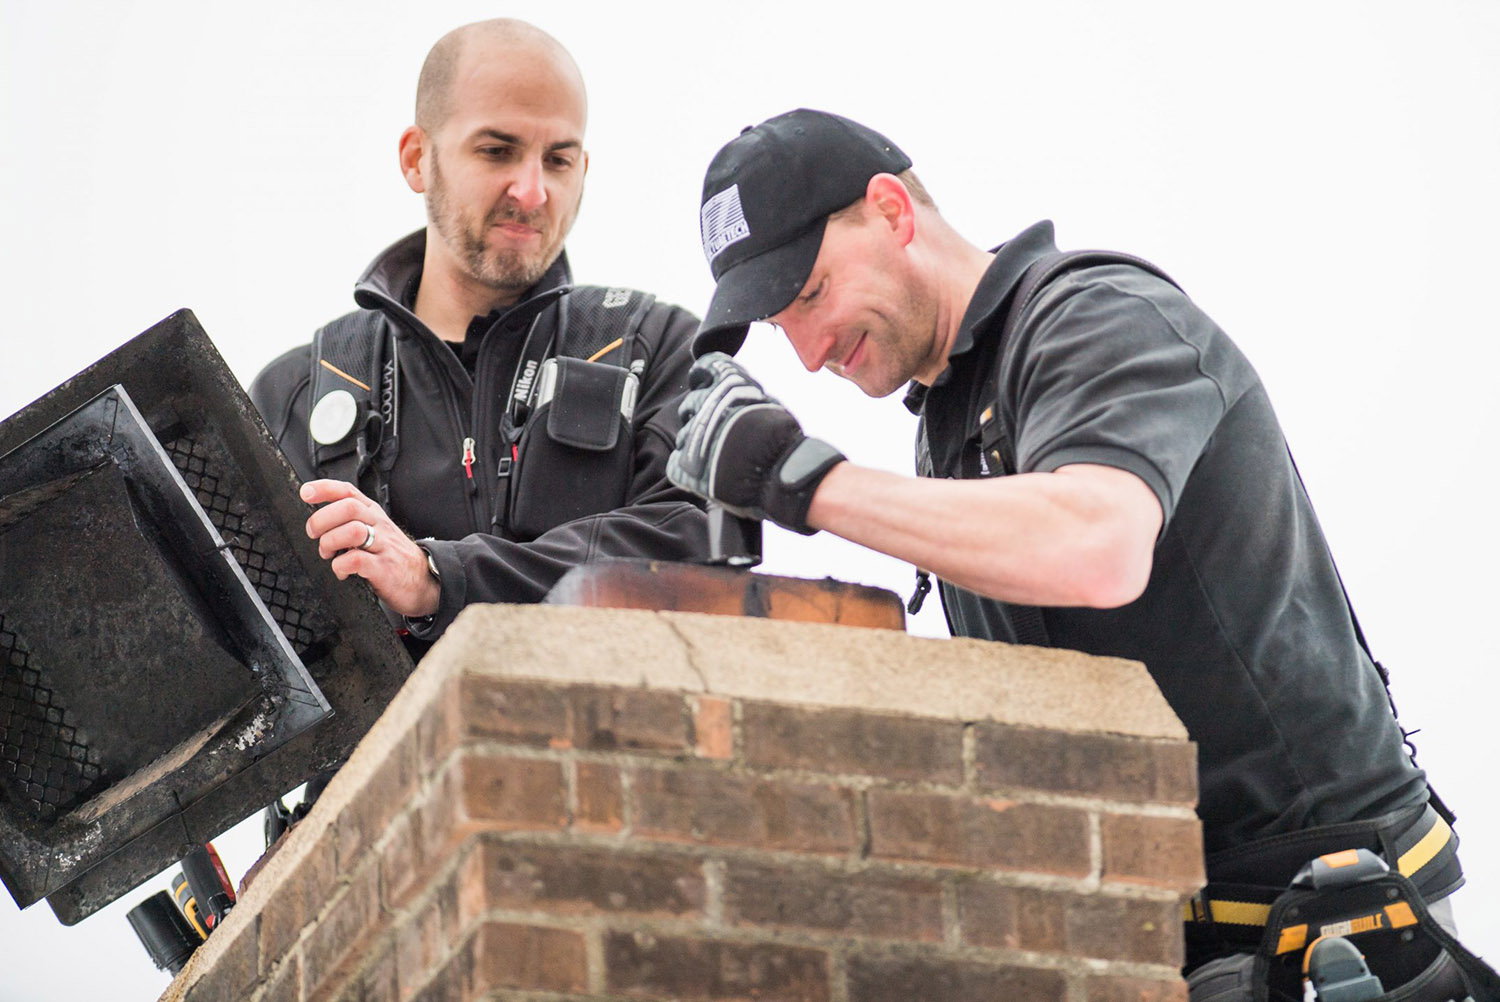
xmin=1048 ymin=465 xmax=1162 ymax=608
xmin=1072 ymin=535 xmax=1154 ymax=608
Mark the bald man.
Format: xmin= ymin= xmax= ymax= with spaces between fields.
xmin=250 ymin=20 xmax=709 ymax=653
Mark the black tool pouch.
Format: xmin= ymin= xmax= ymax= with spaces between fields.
xmin=1251 ymin=850 xmax=1500 ymax=1002
xmin=507 ymin=356 xmax=638 ymax=540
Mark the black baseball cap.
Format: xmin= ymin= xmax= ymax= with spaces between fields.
xmin=693 ymin=109 xmax=912 ymax=357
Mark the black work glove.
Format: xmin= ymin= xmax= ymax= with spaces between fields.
xmin=667 ymin=353 xmax=846 ymax=535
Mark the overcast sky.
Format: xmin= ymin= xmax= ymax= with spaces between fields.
xmin=3 ymin=1 xmax=1498 ymax=998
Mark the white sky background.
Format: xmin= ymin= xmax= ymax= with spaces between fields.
xmin=3 ymin=0 xmax=1498 ymax=997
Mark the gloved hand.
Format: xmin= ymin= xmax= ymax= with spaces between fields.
xmin=667 ymin=352 xmax=846 ymax=535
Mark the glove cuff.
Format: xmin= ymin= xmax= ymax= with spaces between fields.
xmin=763 ymin=437 xmax=846 ymax=535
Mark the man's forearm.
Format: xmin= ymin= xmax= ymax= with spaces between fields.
xmin=805 ymin=461 xmax=1162 ymax=609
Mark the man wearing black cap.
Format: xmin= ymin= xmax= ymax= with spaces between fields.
xmin=669 ymin=109 xmax=1493 ymax=999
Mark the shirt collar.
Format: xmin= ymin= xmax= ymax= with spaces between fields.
xmin=351 ymin=228 xmax=575 ymax=336
xmin=902 ymin=219 xmax=1058 ymax=413
xmin=945 ymin=219 xmax=1059 ymax=370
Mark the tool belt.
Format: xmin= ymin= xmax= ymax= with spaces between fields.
xmin=1251 ymin=849 xmax=1498 ymax=1002
xmin=1185 ymin=804 xmax=1500 ymax=1002
xmin=1186 ymin=803 xmax=1462 ymax=958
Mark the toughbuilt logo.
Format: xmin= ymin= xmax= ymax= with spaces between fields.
xmin=701 ymin=184 xmax=751 ymax=263
xmin=1319 ymin=912 xmax=1387 ymax=938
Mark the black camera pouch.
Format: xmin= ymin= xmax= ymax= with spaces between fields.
xmin=508 ymin=356 xmax=637 ymax=539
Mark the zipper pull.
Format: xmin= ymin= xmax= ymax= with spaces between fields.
xmin=461 ymin=437 xmax=476 ymax=480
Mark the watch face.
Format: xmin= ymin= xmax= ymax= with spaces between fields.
xmin=309 ymin=389 xmax=359 ymax=445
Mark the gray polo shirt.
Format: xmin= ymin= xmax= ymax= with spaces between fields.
xmin=913 ymin=221 xmax=1428 ymax=854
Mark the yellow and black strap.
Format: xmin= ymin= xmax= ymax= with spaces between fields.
xmin=1184 ymin=810 xmax=1457 ymax=931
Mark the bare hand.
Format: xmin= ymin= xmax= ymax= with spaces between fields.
xmin=299 ymin=479 xmax=440 ymax=618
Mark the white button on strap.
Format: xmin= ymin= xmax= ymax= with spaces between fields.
xmin=309 ymin=389 xmax=359 ymax=445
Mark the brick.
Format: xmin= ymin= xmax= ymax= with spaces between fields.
xmin=605 ymin=931 xmax=830 ymax=1002
xmin=481 ymin=840 xmax=706 ymax=917
xmin=570 ymin=686 xmax=689 ymax=753
xmin=846 ymin=954 xmax=1065 ymax=1002
xmin=632 ymin=766 xmax=858 ymax=853
xmin=460 ymin=679 xmax=694 ymax=753
xmin=408 ymin=936 xmax=476 ymax=1002
xmin=258 ymin=955 xmax=299 ymax=1002
xmin=455 ymin=842 xmax=489 ymax=931
xmin=330 ymin=946 xmax=397 ymax=1002
xmin=574 ymin=762 xmax=624 ymax=832
xmin=302 ymin=863 xmax=385 ymax=999
xmin=395 ymin=907 xmax=445 ymax=1002
xmin=476 ymin=921 xmax=589 ymax=994
xmin=416 ymin=676 xmax=462 ymax=777
xmin=692 ymin=695 xmax=734 ymax=760
xmin=1101 ymin=813 xmax=1205 ymax=892
xmin=959 ymin=883 xmax=1183 ymax=964
xmin=723 ymin=861 xmax=943 ymax=941
xmin=742 ymin=702 xmax=963 ymax=784
xmin=1066 ymin=894 xmax=1183 ymax=966
xmin=260 ymin=828 xmax=338 ymax=970
xmin=958 ymin=881 xmax=1067 ymax=953
xmin=868 ymin=791 xmax=1091 ymax=875
xmin=395 ymin=874 xmax=462 ymax=1001
xmin=379 ymin=809 xmax=421 ymax=910
xmin=415 ymin=761 xmax=475 ymax=877
xmin=186 ymin=913 xmax=261 ymax=1002
xmin=973 ymin=724 xmax=1197 ymax=805
xmin=459 ymin=754 xmax=567 ymax=831
xmin=367 ymin=950 xmax=398 ymax=1002
xmin=1085 ymin=974 xmax=1189 ymax=1002
xmin=336 ymin=732 xmax=420 ymax=877
xmin=387 ymin=794 xmax=483 ymax=925
xmin=461 ymin=676 xmax=572 ymax=747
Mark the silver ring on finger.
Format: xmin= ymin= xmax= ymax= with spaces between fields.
xmin=357 ymin=522 xmax=377 ymax=551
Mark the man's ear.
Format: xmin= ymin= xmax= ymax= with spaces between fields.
xmin=866 ymin=173 xmax=916 ymax=246
xmin=398 ymin=125 xmax=427 ymax=194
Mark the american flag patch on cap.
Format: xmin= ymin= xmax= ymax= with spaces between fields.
xmin=701 ymin=184 xmax=751 ymax=263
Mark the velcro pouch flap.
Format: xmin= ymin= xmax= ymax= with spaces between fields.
xmin=546 ymin=357 xmax=628 ymax=451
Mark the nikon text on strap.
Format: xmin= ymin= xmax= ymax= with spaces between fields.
xmin=499 ymin=286 xmax=657 ymax=539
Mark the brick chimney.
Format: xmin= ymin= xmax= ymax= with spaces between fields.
xmin=159 ymin=604 xmax=1201 ymax=1002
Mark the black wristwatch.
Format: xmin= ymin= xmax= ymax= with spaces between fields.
xmin=404 ymin=540 xmax=442 ymax=632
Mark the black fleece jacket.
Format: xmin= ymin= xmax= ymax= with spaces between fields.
xmin=249 ymin=230 xmax=710 ymax=640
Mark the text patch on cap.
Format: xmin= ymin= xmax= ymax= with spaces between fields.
xmin=309 ymin=389 xmax=358 ymax=445
xmin=701 ymin=184 xmax=751 ymax=263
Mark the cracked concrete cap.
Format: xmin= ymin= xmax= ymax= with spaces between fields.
xmin=425 ymin=604 xmax=1185 ymax=740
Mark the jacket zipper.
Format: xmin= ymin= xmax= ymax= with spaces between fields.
xmin=461 ymin=437 xmax=477 ymax=482
xmin=411 ymin=333 xmax=488 ymax=532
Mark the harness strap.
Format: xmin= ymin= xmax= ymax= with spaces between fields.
xmin=501 ymin=285 xmax=655 ymax=435
xmin=309 ymin=310 xmax=397 ymax=504
xmin=977 ymin=249 xmax=1181 ymax=647
xmin=1283 ymin=448 xmax=1456 ymax=828
xmin=494 ymin=285 xmax=657 ymax=535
